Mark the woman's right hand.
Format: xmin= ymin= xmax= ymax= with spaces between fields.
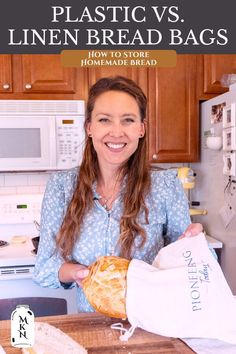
xmin=73 ymin=264 xmax=90 ymax=287
xmin=58 ymin=262 xmax=89 ymax=287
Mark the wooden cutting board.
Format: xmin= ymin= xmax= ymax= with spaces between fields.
xmin=0 ymin=313 xmax=195 ymax=353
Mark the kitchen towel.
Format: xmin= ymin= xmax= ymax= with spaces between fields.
xmin=125 ymin=233 xmax=236 ymax=343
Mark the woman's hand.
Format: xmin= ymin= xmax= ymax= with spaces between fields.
xmin=58 ymin=263 xmax=89 ymax=287
xmin=178 ymin=223 xmax=203 ymax=240
xmin=73 ymin=265 xmax=90 ymax=287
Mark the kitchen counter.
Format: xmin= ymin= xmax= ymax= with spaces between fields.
xmin=206 ymin=235 xmax=223 ymax=263
xmin=206 ymin=235 xmax=223 ymax=249
xmin=0 ymin=313 xmax=194 ymax=353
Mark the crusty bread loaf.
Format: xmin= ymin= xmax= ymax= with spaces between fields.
xmin=22 ymin=349 xmax=35 ymax=354
xmin=82 ymin=256 xmax=130 ymax=319
xmin=11 ymin=236 xmax=27 ymax=244
xmin=22 ymin=322 xmax=87 ymax=354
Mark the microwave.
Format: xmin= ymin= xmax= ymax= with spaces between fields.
xmin=0 ymin=100 xmax=85 ymax=171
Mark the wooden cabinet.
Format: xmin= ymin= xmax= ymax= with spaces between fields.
xmin=87 ymin=58 xmax=199 ymax=163
xmin=21 ymin=55 xmax=76 ymax=94
xmin=0 ymin=55 xmax=13 ymax=93
xmin=0 ymin=54 xmax=88 ymax=100
xmin=3 ymin=53 xmax=236 ymax=163
xmin=202 ymin=54 xmax=236 ymax=96
xmin=0 ymin=54 xmax=200 ymax=163
xmin=87 ymin=67 xmax=148 ymax=98
xmin=148 ymin=55 xmax=199 ymax=163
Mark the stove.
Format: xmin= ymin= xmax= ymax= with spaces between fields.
xmin=0 ymin=193 xmax=78 ymax=315
xmin=0 ymin=193 xmax=43 ymax=224
xmin=0 ymin=193 xmax=43 ymax=280
xmin=0 ymin=236 xmax=36 ymax=279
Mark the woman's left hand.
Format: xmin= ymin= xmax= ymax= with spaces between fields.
xmin=178 ymin=223 xmax=203 ymax=239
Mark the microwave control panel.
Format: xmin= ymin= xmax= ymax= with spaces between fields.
xmin=56 ymin=115 xmax=85 ymax=168
xmin=0 ymin=194 xmax=43 ymax=224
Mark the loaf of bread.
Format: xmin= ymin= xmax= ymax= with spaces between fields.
xmin=82 ymin=256 xmax=130 ymax=319
xmin=22 ymin=322 xmax=87 ymax=354
xmin=11 ymin=236 xmax=27 ymax=244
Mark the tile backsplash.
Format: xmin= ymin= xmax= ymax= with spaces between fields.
xmin=0 ymin=163 xmax=186 ymax=196
xmin=0 ymin=172 xmax=52 ymax=195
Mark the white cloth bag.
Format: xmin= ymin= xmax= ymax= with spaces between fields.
xmin=125 ymin=233 xmax=236 ymax=343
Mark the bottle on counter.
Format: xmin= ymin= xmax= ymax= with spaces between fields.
xmin=11 ymin=304 xmax=34 ymax=348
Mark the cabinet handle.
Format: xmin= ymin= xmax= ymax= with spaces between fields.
xmin=152 ymin=154 xmax=158 ymax=160
xmin=25 ymin=84 xmax=32 ymax=90
xmin=3 ymin=83 xmax=10 ymax=90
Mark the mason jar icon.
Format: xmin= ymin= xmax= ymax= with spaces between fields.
xmin=11 ymin=305 xmax=34 ymax=348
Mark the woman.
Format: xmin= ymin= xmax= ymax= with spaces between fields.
xmin=33 ymin=76 xmax=202 ymax=312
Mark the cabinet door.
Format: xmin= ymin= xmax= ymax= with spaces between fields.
xmin=21 ymin=55 xmax=76 ymax=93
xmin=87 ymin=67 xmax=148 ymax=96
xmin=0 ymin=55 xmax=13 ymax=93
xmin=203 ymin=55 xmax=236 ymax=94
xmin=148 ymin=55 xmax=199 ymax=163
xmin=87 ymin=63 xmax=199 ymax=163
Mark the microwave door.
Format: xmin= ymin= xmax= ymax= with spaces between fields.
xmin=0 ymin=116 xmax=53 ymax=171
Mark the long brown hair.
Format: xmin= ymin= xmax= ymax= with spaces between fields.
xmin=57 ymin=76 xmax=151 ymax=260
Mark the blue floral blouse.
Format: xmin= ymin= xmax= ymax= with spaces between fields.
xmin=33 ymin=168 xmax=191 ymax=312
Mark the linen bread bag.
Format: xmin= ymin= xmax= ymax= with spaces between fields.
xmin=83 ymin=233 xmax=236 ymax=343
